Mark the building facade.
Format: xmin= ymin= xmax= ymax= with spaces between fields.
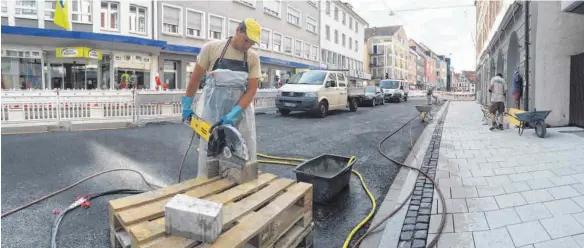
xmin=436 ymin=55 xmax=447 ymax=90
xmin=1 ymin=0 xmax=161 ymax=90
xmin=407 ymin=48 xmax=418 ymax=87
xmin=365 ymin=25 xmax=409 ymax=83
xmin=157 ymin=0 xmax=323 ymax=90
xmin=408 ymin=39 xmax=428 ymax=88
xmin=475 ymin=0 xmax=584 ymax=126
xmin=320 ymin=0 xmax=368 ymax=82
xmin=418 ymin=43 xmax=437 ymax=88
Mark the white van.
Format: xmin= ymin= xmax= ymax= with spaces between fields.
xmin=275 ymin=70 xmax=365 ymax=118
xmin=380 ymin=79 xmax=409 ymax=102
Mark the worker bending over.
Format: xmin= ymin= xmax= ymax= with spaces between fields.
xmin=181 ymin=18 xmax=262 ymax=178
xmin=426 ymin=86 xmax=438 ymax=105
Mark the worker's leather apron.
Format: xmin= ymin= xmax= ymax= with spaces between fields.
xmin=194 ymin=37 xmax=258 ymax=178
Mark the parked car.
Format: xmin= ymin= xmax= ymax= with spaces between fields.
xmin=380 ymin=79 xmax=409 ymax=102
xmin=363 ymin=86 xmax=384 ymax=107
xmin=275 ymin=70 xmax=365 ymax=118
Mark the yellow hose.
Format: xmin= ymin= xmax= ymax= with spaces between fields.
xmin=256 ymin=154 xmax=376 ymax=248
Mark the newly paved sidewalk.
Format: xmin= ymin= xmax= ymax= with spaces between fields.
xmin=364 ymin=101 xmax=584 ymax=248
xmin=430 ymin=102 xmax=584 ymax=247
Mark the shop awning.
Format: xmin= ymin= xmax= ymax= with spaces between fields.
xmin=1 ymin=25 xmax=166 ymax=54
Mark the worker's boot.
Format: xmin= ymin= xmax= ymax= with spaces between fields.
xmin=489 ymin=122 xmax=498 ymax=130
xmin=498 ymin=123 xmax=504 ymax=130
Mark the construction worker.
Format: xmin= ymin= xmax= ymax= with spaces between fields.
xmin=488 ymin=73 xmax=507 ymax=130
xmin=182 ymin=18 xmax=261 ymax=178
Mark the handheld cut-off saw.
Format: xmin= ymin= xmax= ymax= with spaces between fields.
xmin=184 ymin=113 xmax=250 ymax=164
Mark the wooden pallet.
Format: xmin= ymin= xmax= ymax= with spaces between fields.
xmin=109 ymin=172 xmax=314 ymax=248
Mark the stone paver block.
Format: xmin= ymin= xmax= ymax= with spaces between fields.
xmin=439 ymin=177 xmax=463 ymax=187
xmin=400 ymin=231 xmax=413 ymax=240
xmin=452 ymin=212 xmax=489 ymax=232
xmin=485 ymin=175 xmax=512 ymax=186
xmin=476 ymin=186 xmax=506 ymax=197
xmin=530 ymin=170 xmax=556 ymax=179
xmin=436 ymin=232 xmax=475 ymax=248
xmin=533 ymin=236 xmax=582 ymax=248
xmin=540 ymin=215 xmax=584 ymax=239
xmin=525 ymin=178 xmax=556 ymax=190
xmin=547 ymin=185 xmax=581 ymax=199
xmin=572 ymin=233 xmax=584 ymax=247
xmin=514 ymin=203 xmax=553 ymax=222
xmin=551 ymin=167 xmax=577 ymax=176
xmin=471 ymin=169 xmax=495 ymax=177
xmin=550 ymin=175 xmax=579 ymax=186
xmin=485 ymin=208 xmax=522 ymax=229
xmin=473 ymin=227 xmax=515 ymax=248
xmin=450 ymin=186 xmax=478 ymax=198
xmin=439 ymin=199 xmax=468 ymax=213
xmin=521 ymin=189 xmax=555 ymax=204
xmin=429 ymin=214 xmax=453 ymax=234
xmin=493 ymin=167 xmax=516 ymax=175
xmin=466 ymin=197 xmax=499 ymax=212
xmin=572 ymin=183 xmax=584 ymax=195
xmin=509 ymin=173 xmax=535 ymax=182
xmin=495 ymin=193 xmax=528 ymax=208
xmin=507 ymin=221 xmax=551 ymax=247
xmin=544 ymin=199 xmax=583 ymax=216
xmin=164 ymin=194 xmax=223 ymax=243
xmin=462 ymin=177 xmax=488 ymax=186
xmin=502 ymin=182 xmax=531 ymax=193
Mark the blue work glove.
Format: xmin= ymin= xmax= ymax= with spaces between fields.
xmin=219 ymin=105 xmax=243 ymax=126
xmin=181 ymin=96 xmax=194 ymax=119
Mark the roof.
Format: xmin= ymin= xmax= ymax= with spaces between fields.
xmin=461 ymin=71 xmax=477 ymax=82
xmin=337 ymin=1 xmax=369 ymax=27
xmin=364 ymin=25 xmax=402 ymax=40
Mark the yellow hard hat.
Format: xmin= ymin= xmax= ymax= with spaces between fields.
xmin=242 ymin=18 xmax=261 ymax=44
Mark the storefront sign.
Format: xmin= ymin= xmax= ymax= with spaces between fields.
xmin=113 ymin=52 xmax=151 ymax=70
xmin=295 ymin=68 xmax=310 ymax=73
xmin=56 ymin=47 xmax=102 ymax=60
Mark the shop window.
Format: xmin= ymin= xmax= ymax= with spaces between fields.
xmin=294 ymin=39 xmax=302 ymax=57
xmin=185 ymin=61 xmax=196 ymax=89
xmin=163 ymin=60 xmax=178 ymax=90
xmin=304 ymin=42 xmax=310 ymax=59
xmin=209 ymin=14 xmax=225 ymax=40
xmin=129 ymin=4 xmax=147 ymax=34
xmin=101 ymin=1 xmax=119 ymax=31
xmin=263 ymin=0 xmax=280 ymax=18
xmin=283 ymin=36 xmax=292 ymax=54
xmin=228 ymin=19 xmax=240 ymax=37
xmin=286 ymin=6 xmax=300 ymax=26
xmin=321 ymin=50 xmax=326 ymax=63
xmin=1 ymin=49 xmax=43 ymax=90
xmin=15 ymin=0 xmax=37 ymax=17
xmin=99 ymin=55 xmax=111 ymax=89
xmin=187 ymin=9 xmax=204 ymax=38
xmin=162 ymin=4 xmax=181 ymax=34
xmin=260 ymin=29 xmax=271 ymax=50
xmin=312 ymin=45 xmax=318 ymax=61
xmin=115 ymin=69 xmax=150 ymax=90
xmin=306 ymin=17 xmax=317 ymax=34
xmin=273 ymin=33 xmax=282 ymax=52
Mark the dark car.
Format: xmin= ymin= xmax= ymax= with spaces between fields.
xmin=363 ymin=86 xmax=384 ymax=107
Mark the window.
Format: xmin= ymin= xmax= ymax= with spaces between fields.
xmin=349 ymin=37 xmax=352 ymax=49
xmin=162 ymin=4 xmax=181 ymax=34
xmin=342 ymin=33 xmax=345 ymax=47
xmin=334 ymin=7 xmax=338 ymax=20
xmin=71 ymin=0 xmax=92 ymax=23
xmin=325 ymin=1 xmax=330 ymax=15
xmin=264 ymin=0 xmax=280 ymax=18
xmin=187 ymin=10 xmax=205 ymax=38
xmin=234 ymin=0 xmax=256 ymax=8
xmin=209 ymin=14 xmax=225 ymax=40
xmin=294 ymin=40 xmax=302 ymax=57
xmin=129 ymin=5 xmax=147 ymax=34
xmin=260 ymin=29 xmax=271 ymax=50
xmin=273 ymin=33 xmax=282 ymax=52
xmin=1 ymin=0 xmax=7 ymax=16
xmin=349 ymin=17 xmax=353 ymax=29
xmin=284 ymin=36 xmax=293 ymax=54
xmin=287 ymin=6 xmax=300 ymax=26
xmin=304 ymin=42 xmax=310 ymax=59
xmin=355 ymin=40 xmax=358 ymax=52
xmin=1 ymin=49 xmax=43 ymax=89
xmin=325 ymin=25 xmax=330 ymax=40
xmin=306 ymin=17 xmax=317 ymax=34
xmin=308 ymin=0 xmax=317 ymax=7
xmin=101 ymin=1 xmax=119 ymax=31
xmin=311 ymin=45 xmax=318 ymax=61
xmin=334 ymin=30 xmax=338 ymax=44
xmin=342 ymin=12 xmax=346 ymax=24
xmin=355 ymin=22 xmax=358 ymax=33
xmin=228 ymin=19 xmax=240 ymax=37
xmin=15 ymin=0 xmax=37 ymax=17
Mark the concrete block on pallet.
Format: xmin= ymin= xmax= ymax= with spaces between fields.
xmin=164 ymin=194 xmax=223 ymax=243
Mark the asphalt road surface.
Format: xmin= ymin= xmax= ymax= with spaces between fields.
xmin=1 ymin=98 xmax=437 ymax=248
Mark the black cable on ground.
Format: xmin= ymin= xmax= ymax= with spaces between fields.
xmin=50 ymin=189 xmax=145 ymax=248
xmin=353 ymin=102 xmax=449 ymax=248
xmin=178 ymin=131 xmax=197 ymax=183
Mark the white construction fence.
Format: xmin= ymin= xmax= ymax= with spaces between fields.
xmin=1 ymin=89 xmax=475 ymax=128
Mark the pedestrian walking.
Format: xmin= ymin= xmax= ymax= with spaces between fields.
xmin=488 ymin=73 xmax=507 ymax=130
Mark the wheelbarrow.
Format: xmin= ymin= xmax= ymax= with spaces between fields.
xmin=509 ymin=109 xmax=552 ymax=138
xmin=415 ymin=105 xmax=434 ymax=122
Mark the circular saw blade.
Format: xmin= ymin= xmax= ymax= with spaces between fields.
xmin=207 ymin=125 xmax=250 ymax=161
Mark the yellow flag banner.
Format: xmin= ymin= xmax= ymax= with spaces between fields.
xmin=54 ymin=0 xmax=70 ymax=30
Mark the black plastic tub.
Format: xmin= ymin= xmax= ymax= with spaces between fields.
xmin=293 ymin=154 xmax=356 ymax=204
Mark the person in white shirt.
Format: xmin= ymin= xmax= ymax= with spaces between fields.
xmin=488 ymin=73 xmax=507 ymax=130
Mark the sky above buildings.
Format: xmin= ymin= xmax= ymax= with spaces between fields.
xmin=351 ymin=0 xmax=477 ymax=71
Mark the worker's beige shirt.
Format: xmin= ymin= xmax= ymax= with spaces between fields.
xmin=196 ymin=39 xmax=261 ymax=79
